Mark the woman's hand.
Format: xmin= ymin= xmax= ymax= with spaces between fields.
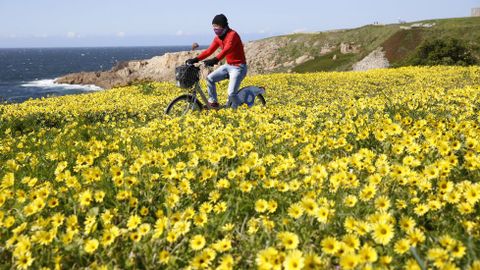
xmin=203 ymin=58 xmax=219 ymax=67
xmin=185 ymin=57 xmax=199 ymax=65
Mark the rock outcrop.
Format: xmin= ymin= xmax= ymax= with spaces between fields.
xmin=340 ymin=42 xmax=361 ymax=54
xmin=56 ymin=51 xmax=202 ymax=89
xmin=243 ymin=37 xmax=290 ymax=73
xmin=352 ymin=47 xmax=390 ymax=71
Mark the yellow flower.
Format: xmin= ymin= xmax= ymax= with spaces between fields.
xmin=190 ymin=234 xmax=206 ymax=251
xmin=283 ymin=250 xmax=304 ymax=270
xmin=84 ymin=239 xmax=99 ymax=254
xmin=321 ymin=237 xmax=340 ymax=255
xmin=342 ymin=234 xmax=360 ymax=250
xmin=193 ymin=213 xmax=208 ymax=227
xmin=439 ymin=235 xmax=456 ymax=249
xmin=191 ymin=252 xmax=211 ymax=269
xmin=287 ymin=203 xmax=304 ymax=219
xmin=130 ymin=231 xmax=141 ymax=242
xmin=468 ymin=260 xmax=480 ymax=270
xmin=394 ymin=239 xmax=411 ymax=254
xmin=256 ymin=247 xmax=278 ymax=269
xmin=127 ymin=214 xmax=141 ymax=230
xmin=303 ymin=253 xmax=324 ymax=270
xmin=399 ymin=216 xmax=416 ymax=232
xmin=278 ymin=231 xmax=299 ymax=250
xmin=267 ymin=200 xmax=278 ymax=213
xmin=374 ymin=196 xmax=390 ymax=211
xmin=359 ymin=184 xmax=376 ymax=201
xmin=427 ymin=248 xmax=448 ymax=263
xmin=339 ymin=253 xmax=359 ymax=270
xmin=414 ymin=203 xmax=429 ymax=216
xmin=94 ymin=191 xmax=105 ymax=202
xmin=213 ymin=201 xmax=227 ymax=213
xmin=358 ymin=244 xmax=378 ymax=263
xmin=405 ymin=259 xmax=422 ymax=270
xmin=158 ymin=250 xmax=170 ymax=264
xmin=101 ymin=231 xmax=115 ymax=247
xmin=343 ymin=195 xmax=358 ymax=207
xmin=78 ymin=190 xmax=93 ymax=207
xmin=218 ymin=254 xmax=234 ymax=270
xmin=465 ymin=184 xmax=480 ymax=205
xmin=301 ymin=198 xmax=318 ymax=216
xmin=315 ymin=206 xmax=330 ymax=223
xmin=1 ymin=172 xmax=15 ymax=188
xmin=372 ymin=222 xmax=394 ymax=245
xmin=408 ymin=228 xmax=426 ymax=246
xmin=138 ymin=223 xmax=151 ymax=236
xmin=15 ymin=251 xmax=34 ymax=270
xmin=213 ymin=238 xmax=232 ymax=252
xmin=221 ymin=223 xmax=235 ymax=232
xmin=451 ymin=242 xmax=466 ymax=259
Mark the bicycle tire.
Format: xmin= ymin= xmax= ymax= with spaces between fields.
xmin=165 ymin=94 xmax=203 ymax=116
xmin=255 ymin=94 xmax=266 ymax=106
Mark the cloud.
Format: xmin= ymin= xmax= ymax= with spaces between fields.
xmin=67 ymin=32 xmax=78 ymax=38
xmin=116 ymin=32 xmax=126 ymax=38
xmin=292 ymin=28 xmax=308 ymax=33
xmin=176 ymin=30 xmax=185 ymax=36
xmin=258 ymin=28 xmax=271 ymax=34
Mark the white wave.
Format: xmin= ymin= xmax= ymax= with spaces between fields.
xmin=21 ymin=79 xmax=103 ymax=91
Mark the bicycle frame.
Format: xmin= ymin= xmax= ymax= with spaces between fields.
xmin=190 ymin=81 xmax=216 ymax=109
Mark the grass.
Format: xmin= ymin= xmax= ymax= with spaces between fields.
xmin=292 ymin=50 xmax=357 ymax=73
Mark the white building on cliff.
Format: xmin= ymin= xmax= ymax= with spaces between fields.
xmin=472 ymin=8 xmax=480 ymax=17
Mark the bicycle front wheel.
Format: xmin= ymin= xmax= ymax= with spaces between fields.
xmin=165 ymin=94 xmax=203 ymax=117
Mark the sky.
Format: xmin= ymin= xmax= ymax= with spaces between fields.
xmin=0 ymin=0 xmax=479 ymax=48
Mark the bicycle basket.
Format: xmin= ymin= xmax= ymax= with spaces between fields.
xmin=175 ymin=65 xmax=200 ymax=89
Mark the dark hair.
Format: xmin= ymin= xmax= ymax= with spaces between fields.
xmin=212 ymin=14 xmax=228 ymax=27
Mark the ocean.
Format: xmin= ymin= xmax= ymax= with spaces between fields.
xmin=0 ymin=46 xmax=197 ymax=103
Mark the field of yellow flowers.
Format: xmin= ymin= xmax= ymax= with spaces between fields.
xmin=1 ymin=66 xmax=480 ymax=270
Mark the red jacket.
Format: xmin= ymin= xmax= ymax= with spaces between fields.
xmin=197 ymin=29 xmax=246 ymax=66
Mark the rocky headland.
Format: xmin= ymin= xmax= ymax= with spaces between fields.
xmin=55 ymin=38 xmax=385 ymax=89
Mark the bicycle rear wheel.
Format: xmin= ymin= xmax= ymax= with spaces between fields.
xmin=165 ymin=94 xmax=203 ymax=117
xmin=230 ymin=86 xmax=266 ymax=107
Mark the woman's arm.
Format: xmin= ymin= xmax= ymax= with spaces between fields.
xmin=197 ymin=39 xmax=220 ymax=60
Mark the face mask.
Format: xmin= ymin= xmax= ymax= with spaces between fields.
xmin=214 ymin=27 xmax=227 ymax=36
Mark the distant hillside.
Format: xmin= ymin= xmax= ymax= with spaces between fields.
xmin=274 ymin=16 xmax=480 ymax=73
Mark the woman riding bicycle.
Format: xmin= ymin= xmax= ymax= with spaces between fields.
xmin=186 ymin=14 xmax=247 ymax=108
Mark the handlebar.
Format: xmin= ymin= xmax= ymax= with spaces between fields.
xmin=185 ymin=61 xmax=206 ymax=68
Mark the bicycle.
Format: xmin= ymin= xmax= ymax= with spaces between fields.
xmin=165 ymin=62 xmax=266 ymax=117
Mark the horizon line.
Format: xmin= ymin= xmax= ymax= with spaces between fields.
xmin=0 ymin=44 xmax=211 ymax=49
